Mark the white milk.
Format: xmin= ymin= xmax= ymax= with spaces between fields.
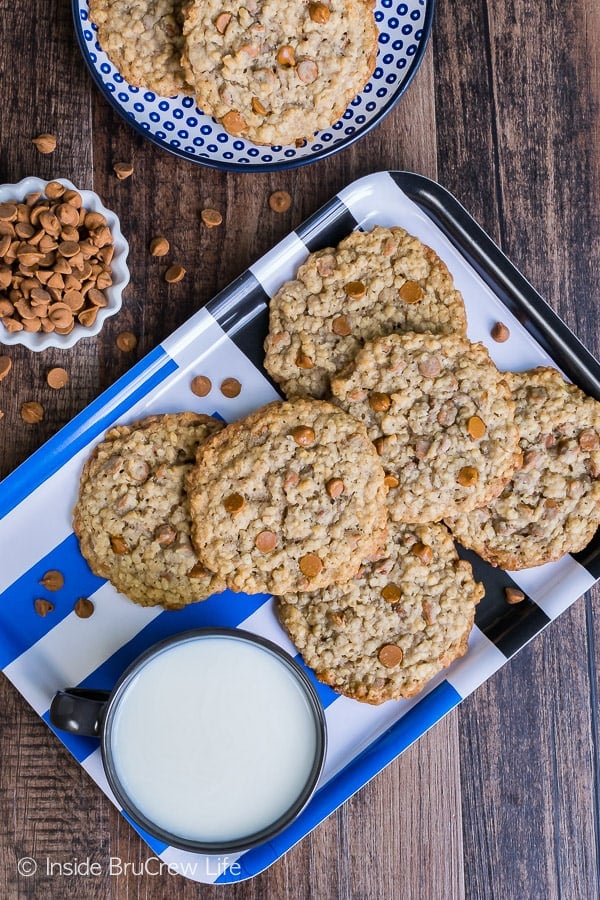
xmin=109 ymin=636 xmax=319 ymax=843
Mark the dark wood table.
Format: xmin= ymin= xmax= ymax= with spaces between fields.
xmin=1 ymin=1 xmax=599 ymax=897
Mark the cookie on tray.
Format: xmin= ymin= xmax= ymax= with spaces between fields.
xmin=264 ymin=226 xmax=468 ymax=399
xmin=73 ymin=413 xmax=226 ymax=609
xmin=181 ymin=0 xmax=378 ymax=145
xmin=187 ymin=399 xmax=388 ymax=595
xmin=89 ymin=0 xmax=193 ymax=96
xmin=446 ymin=367 xmax=600 ymax=569
xmin=276 ymin=522 xmax=484 ymax=704
xmin=331 ymin=332 xmax=522 ymax=523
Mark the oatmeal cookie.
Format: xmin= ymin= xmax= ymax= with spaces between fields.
xmin=73 ymin=413 xmax=225 ymax=609
xmin=187 ymin=399 xmax=388 ymax=595
xmin=331 ymin=332 xmax=521 ymax=523
xmin=276 ymin=522 xmax=484 ymax=703
xmin=181 ymin=0 xmax=378 ymax=145
xmin=446 ymin=367 xmax=600 ymax=568
xmin=89 ymin=0 xmax=193 ymax=96
xmin=264 ymin=226 xmax=468 ymax=399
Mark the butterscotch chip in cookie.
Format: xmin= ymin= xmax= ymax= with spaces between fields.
xmin=331 ymin=332 xmax=521 ymax=523
xmin=73 ymin=412 xmax=226 ymax=609
xmin=264 ymin=226 xmax=468 ymax=399
xmin=187 ymin=399 xmax=388 ymax=595
xmin=445 ymin=367 xmax=600 ymax=568
xmin=181 ymin=0 xmax=378 ymax=146
xmin=276 ymin=522 xmax=484 ymax=703
xmin=89 ymin=0 xmax=193 ymax=96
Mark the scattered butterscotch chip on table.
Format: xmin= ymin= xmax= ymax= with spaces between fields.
xmin=113 ymin=162 xmax=134 ymax=180
xmin=47 ymin=367 xmax=69 ymax=389
xmin=220 ymin=377 xmax=241 ymax=398
xmin=32 ymin=133 xmax=57 ymax=154
xmin=116 ymin=331 xmax=137 ymax=352
xmin=505 ymin=587 xmax=525 ymax=604
xmin=74 ymin=597 xmax=94 ymax=618
xmin=149 ymin=236 xmax=170 ymax=257
xmin=165 ymin=264 xmax=186 ymax=283
xmin=21 ymin=401 xmax=44 ymax=423
xmin=34 ymin=598 xmax=55 ymax=617
xmin=0 ymin=355 xmax=11 ymax=381
xmin=39 ymin=569 xmax=64 ymax=591
xmin=200 ymin=208 xmax=222 ymax=228
xmin=268 ymin=191 xmax=292 ymax=214
xmin=191 ymin=375 xmax=212 ymax=397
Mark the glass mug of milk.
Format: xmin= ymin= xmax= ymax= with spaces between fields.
xmin=50 ymin=628 xmax=327 ymax=853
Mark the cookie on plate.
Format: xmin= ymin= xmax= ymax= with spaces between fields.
xmin=73 ymin=412 xmax=226 ymax=609
xmin=276 ymin=521 xmax=484 ymax=704
xmin=264 ymin=226 xmax=468 ymax=399
xmin=89 ymin=0 xmax=193 ymax=97
xmin=446 ymin=367 xmax=600 ymax=568
xmin=331 ymin=331 xmax=522 ymax=523
xmin=181 ymin=0 xmax=378 ymax=145
xmin=187 ymin=399 xmax=388 ymax=595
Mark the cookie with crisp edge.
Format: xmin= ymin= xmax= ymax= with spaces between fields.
xmin=187 ymin=399 xmax=388 ymax=595
xmin=276 ymin=522 xmax=484 ymax=704
xmin=264 ymin=225 xmax=468 ymax=399
xmin=73 ymin=412 xmax=225 ymax=609
xmin=89 ymin=0 xmax=193 ymax=97
xmin=331 ymin=331 xmax=522 ymax=523
xmin=445 ymin=367 xmax=600 ymax=569
xmin=181 ymin=0 xmax=378 ymax=146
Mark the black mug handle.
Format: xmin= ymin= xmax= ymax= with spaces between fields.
xmin=50 ymin=688 xmax=111 ymax=737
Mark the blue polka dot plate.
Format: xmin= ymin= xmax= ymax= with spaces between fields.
xmin=72 ymin=0 xmax=434 ymax=172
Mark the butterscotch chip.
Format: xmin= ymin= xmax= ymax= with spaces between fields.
xmin=34 ymin=598 xmax=55 ymax=617
xmin=331 ymin=332 xmax=521 ymax=523
xmin=191 ymin=375 xmax=212 ymax=397
xmin=87 ymin=288 xmax=108 ymax=308
xmin=200 ymin=208 xmax=223 ymax=228
xmin=188 ymin=399 xmax=388 ymax=595
xmin=254 ymin=530 xmax=278 ymax=552
xmin=149 ymin=236 xmax=170 ymax=257
xmin=276 ymin=522 xmax=484 ymax=703
xmin=45 ymin=181 xmax=66 ymax=200
xmin=74 ymin=597 xmax=95 ymax=618
xmin=411 ymin=542 xmax=433 ymax=564
xmin=113 ymin=162 xmax=134 ymax=180
xmin=398 ymin=280 xmax=423 ymax=303
xmin=505 ymin=587 xmax=525 ymax=604
xmin=378 ymin=644 xmax=403 ymax=668
xmin=73 ymin=413 xmax=226 ymax=609
xmin=299 ymin=553 xmax=323 ymax=578
xmin=78 ymin=306 xmax=99 ymax=327
xmin=291 ymin=425 xmax=315 ymax=445
xmin=182 ymin=0 xmax=377 ymax=145
xmin=223 ymin=493 xmax=245 ymax=514
xmin=47 ymin=367 xmax=69 ymax=389
xmin=295 ymin=351 xmax=314 ymax=369
xmin=332 ymin=315 xmax=351 ymax=336
xmin=84 ymin=211 xmax=107 ymax=230
xmin=491 ymin=321 xmax=510 ymax=342
xmin=369 ymin=392 xmax=391 ymax=412
xmin=165 ymin=264 xmax=186 ymax=283
xmin=384 ymin=474 xmax=399 ymax=488
xmin=446 ymin=368 xmax=600 ymax=568
xmin=264 ymin=226 xmax=468 ymax=399
xmin=0 ymin=356 xmax=11 ymax=381
xmin=0 ymin=203 xmax=17 ymax=222
xmin=32 ymin=133 xmax=57 ymax=154
xmin=268 ymin=191 xmax=292 ymax=214
xmin=326 ymin=478 xmax=344 ymax=499
xmin=116 ymin=331 xmax=137 ymax=352
xmin=467 ymin=415 xmax=486 ymax=439
xmin=39 ymin=569 xmax=64 ymax=591
xmin=58 ymin=240 xmax=80 ymax=258
xmin=220 ymin=377 xmax=241 ymax=398
xmin=21 ymin=401 xmax=44 ymax=423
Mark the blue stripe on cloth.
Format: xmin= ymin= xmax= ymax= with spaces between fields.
xmin=216 ymin=680 xmax=462 ymax=882
xmin=0 ymin=532 xmax=105 ymax=670
xmin=0 ymin=346 xmax=177 ymax=519
xmin=292 ymin=654 xmax=339 ymax=710
xmin=41 ymin=589 xmax=272 ymax=764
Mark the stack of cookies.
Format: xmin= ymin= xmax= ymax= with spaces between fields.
xmin=73 ymin=224 xmax=600 ymax=705
xmin=89 ymin=0 xmax=378 ymax=145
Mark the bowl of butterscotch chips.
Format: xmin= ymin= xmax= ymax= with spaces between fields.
xmin=0 ymin=176 xmax=129 ymax=351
